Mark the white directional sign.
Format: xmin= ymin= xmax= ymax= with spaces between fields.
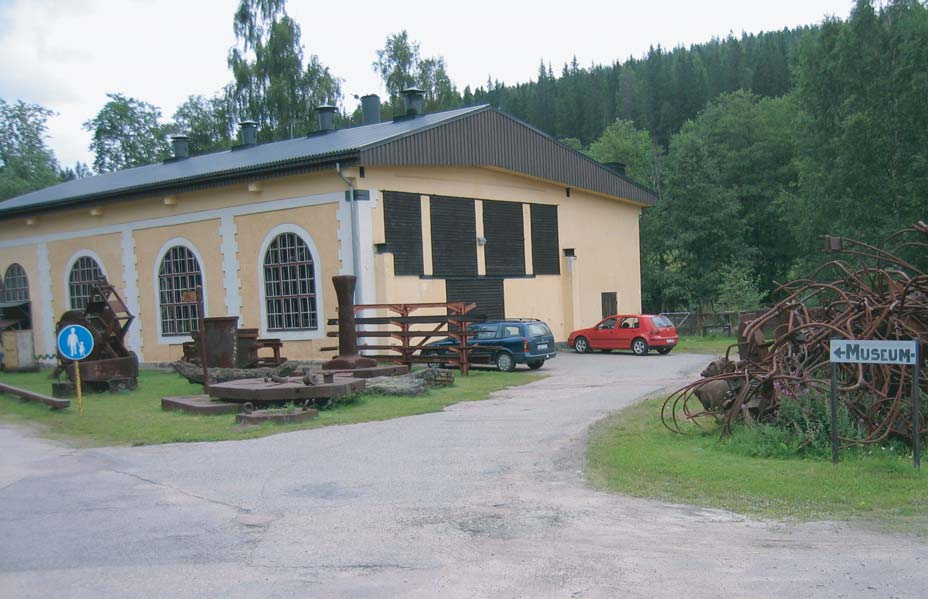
xmin=830 ymin=339 xmax=917 ymax=365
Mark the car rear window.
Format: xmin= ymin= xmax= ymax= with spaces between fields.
xmin=527 ymin=323 xmax=552 ymax=337
xmin=652 ymin=316 xmax=674 ymax=328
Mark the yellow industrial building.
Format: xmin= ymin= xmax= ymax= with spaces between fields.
xmin=0 ymin=92 xmax=656 ymax=364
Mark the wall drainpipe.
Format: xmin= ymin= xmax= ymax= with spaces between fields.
xmin=335 ymin=162 xmax=362 ymax=303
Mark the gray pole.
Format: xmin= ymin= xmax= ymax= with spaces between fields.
xmin=914 ymin=345 xmax=921 ymax=471
xmin=830 ymin=361 xmax=839 ymax=465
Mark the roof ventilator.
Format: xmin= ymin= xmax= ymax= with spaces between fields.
xmin=239 ymin=120 xmax=258 ymax=146
xmin=361 ymin=94 xmax=381 ymax=125
xmin=402 ymin=88 xmax=424 ymax=117
xmin=316 ymin=105 xmax=337 ymax=133
xmin=171 ymin=135 xmax=190 ymax=159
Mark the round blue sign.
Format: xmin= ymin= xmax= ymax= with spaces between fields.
xmin=57 ymin=325 xmax=95 ymax=361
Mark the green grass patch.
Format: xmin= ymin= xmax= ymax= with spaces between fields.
xmin=0 ymin=368 xmax=537 ymax=447
xmin=587 ymin=397 xmax=928 ymax=530
xmin=675 ymin=335 xmax=738 ymax=354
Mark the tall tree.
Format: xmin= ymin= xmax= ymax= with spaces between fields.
xmin=0 ymin=99 xmax=61 ymax=200
xmin=373 ymin=31 xmax=461 ymax=113
xmin=791 ymin=0 xmax=928 ymax=269
xmin=172 ymin=94 xmax=234 ymax=155
xmin=226 ymin=0 xmax=340 ymax=141
xmin=82 ymin=93 xmax=171 ymax=173
xmin=373 ymin=31 xmax=420 ymax=101
xmin=587 ymin=119 xmax=661 ymax=189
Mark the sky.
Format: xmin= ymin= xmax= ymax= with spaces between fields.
xmin=0 ymin=0 xmax=856 ymax=169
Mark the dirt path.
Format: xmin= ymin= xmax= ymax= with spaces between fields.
xmin=1 ymin=352 xmax=926 ymax=598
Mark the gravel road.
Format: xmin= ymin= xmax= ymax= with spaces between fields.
xmin=1 ymin=351 xmax=926 ymax=598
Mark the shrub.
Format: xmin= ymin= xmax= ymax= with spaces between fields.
xmin=721 ymin=390 xmax=866 ymax=459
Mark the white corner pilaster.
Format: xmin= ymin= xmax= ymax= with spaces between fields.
xmin=356 ymin=192 xmax=377 ymax=305
xmin=36 ymin=243 xmax=56 ymax=362
xmin=220 ymin=215 xmax=242 ymax=322
xmin=337 ymin=196 xmax=354 ymax=276
xmin=120 ymin=230 xmax=143 ymax=360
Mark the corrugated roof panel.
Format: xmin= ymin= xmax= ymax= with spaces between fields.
xmin=362 ymin=109 xmax=657 ymax=206
xmin=0 ymin=103 xmax=657 ymax=218
xmin=0 ymin=105 xmax=487 ymax=217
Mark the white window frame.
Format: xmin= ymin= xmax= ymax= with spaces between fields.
xmin=258 ymin=224 xmax=325 ymax=341
xmin=153 ymin=237 xmax=207 ymax=345
xmin=64 ymin=249 xmax=108 ymax=310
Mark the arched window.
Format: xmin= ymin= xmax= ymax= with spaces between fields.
xmin=263 ymin=232 xmax=317 ymax=331
xmin=4 ymin=264 xmax=29 ymax=303
xmin=158 ymin=245 xmax=202 ymax=336
xmin=69 ymin=256 xmax=104 ymax=310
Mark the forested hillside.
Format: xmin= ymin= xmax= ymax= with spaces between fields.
xmin=2 ymin=0 xmax=925 ymax=312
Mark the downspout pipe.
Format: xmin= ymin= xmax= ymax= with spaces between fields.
xmin=335 ymin=162 xmax=362 ymax=303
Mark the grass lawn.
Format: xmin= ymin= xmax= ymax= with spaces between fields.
xmin=0 ymin=368 xmax=537 ymax=447
xmin=587 ymin=397 xmax=928 ymax=532
xmin=675 ymin=335 xmax=738 ymax=355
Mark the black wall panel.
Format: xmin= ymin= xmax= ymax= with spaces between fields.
xmin=383 ymin=191 xmax=423 ymax=275
xmin=430 ymin=196 xmax=478 ymax=277
xmin=531 ymin=204 xmax=560 ymax=275
xmin=483 ymin=200 xmax=525 ymax=276
xmin=446 ymin=278 xmax=505 ymax=321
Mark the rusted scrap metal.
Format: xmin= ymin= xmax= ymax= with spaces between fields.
xmin=0 ymin=381 xmax=69 ymax=409
xmin=322 ymin=275 xmax=379 ymax=371
xmin=662 ymin=222 xmax=928 ymax=446
xmin=53 ymin=277 xmax=139 ymax=392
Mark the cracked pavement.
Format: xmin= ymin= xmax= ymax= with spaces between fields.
xmin=1 ymin=351 xmax=926 ymax=598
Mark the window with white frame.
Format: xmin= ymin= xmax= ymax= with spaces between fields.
xmin=263 ymin=232 xmax=317 ymax=331
xmin=69 ymin=256 xmax=104 ymax=310
xmin=158 ymin=245 xmax=202 ymax=335
xmin=4 ymin=264 xmax=29 ymax=303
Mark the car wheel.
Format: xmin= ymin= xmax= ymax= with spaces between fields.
xmin=495 ymin=352 xmax=516 ymax=372
xmin=657 ymin=347 xmax=672 ymax=355
xmin=631 ymin=338 xmax=649 ymax=356
xmin=574 ymin=336 xmax=590 ymax=353
xmin=527 ymin=360 xmax=545 ymax=370
xmin=423 ymin=351 xmax=443 ymax=368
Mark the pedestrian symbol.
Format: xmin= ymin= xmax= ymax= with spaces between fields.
xmin=57 ymin=325 xmax=95 ymax=361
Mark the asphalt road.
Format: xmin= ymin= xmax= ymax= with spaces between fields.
xmin=1 ymin=351 xmax=927 ymax=598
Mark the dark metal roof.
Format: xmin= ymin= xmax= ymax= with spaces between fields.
xmin=0 ymin=104 xmax=657 ymax=219
xmin=362 ymin=109 xmax=658 ymax=206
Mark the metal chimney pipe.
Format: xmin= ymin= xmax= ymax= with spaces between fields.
xmin=316 ymin=105 xmax=337 ymax=132
xmin=360 ymin=94 xmax=381 ymax=125
xmin=238 ymin=121 xmax=258 ymax=146
xmin=171 ymin=135 xmax=190 ymax=159
xmin=402 ymin=87 xmax=424 ymax=116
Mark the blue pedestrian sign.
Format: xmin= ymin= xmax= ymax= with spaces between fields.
xmin=57 ymin=325 xmax=94 ymax=361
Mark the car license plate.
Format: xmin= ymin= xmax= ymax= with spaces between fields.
xmin=667 ymin=339 xmax=676 ymax=345
xmin=537 ymin=343 xmax=548 ymax=350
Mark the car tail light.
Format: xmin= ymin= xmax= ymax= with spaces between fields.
xmin=523 ymin=338 xmax=529 ymax=352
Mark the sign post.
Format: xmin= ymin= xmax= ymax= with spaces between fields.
xmin=830 ymin=338 xmax=919 ymax=469
xmin=57 ymin=325 xmax=95 ymax=416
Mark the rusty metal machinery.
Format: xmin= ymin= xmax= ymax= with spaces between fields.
xmin=662 ymin=222 xmax=928 ymax=447
xmin=53 ymin=277 xmax=138 ymax=393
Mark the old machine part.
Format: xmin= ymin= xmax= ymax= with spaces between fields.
xmin=662 ymin=222 xmax=928 ymax=447
xmin=322 ymin=275 xmax=378 ymax=370
xmin=181 ymin=317 xmax=285 ymax=369
xmin=53 ymin=277 xmax=139 ymax=393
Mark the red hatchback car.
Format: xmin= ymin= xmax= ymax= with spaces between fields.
xmin=568 ymin=314 xmax=679 ymax=355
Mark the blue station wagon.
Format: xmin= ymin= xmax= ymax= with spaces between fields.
xmin=421 ymin=319 xmax=557 ymax=371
